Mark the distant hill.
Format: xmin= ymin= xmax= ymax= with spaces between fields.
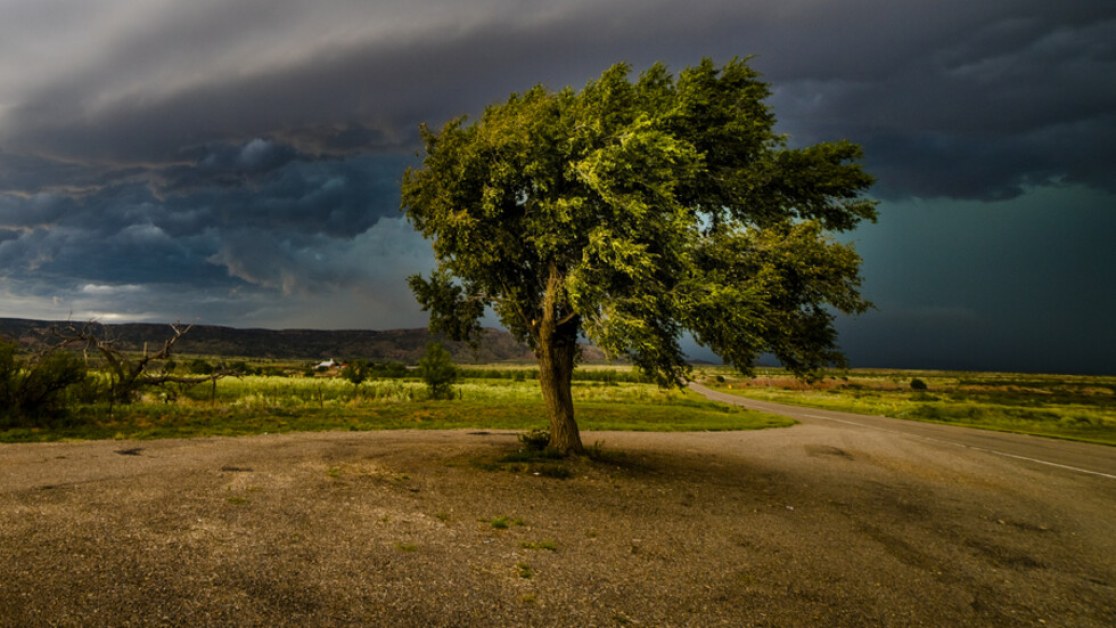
xmin=0 ymin=318 xmax=559 ymax=364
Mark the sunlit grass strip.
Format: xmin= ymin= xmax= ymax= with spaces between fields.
xmin=182 ymin=375 xmax=718 ymax=408
xmin=697 ymin=367 xmax=1116 ymax=446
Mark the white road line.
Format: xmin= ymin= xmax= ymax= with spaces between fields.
xmin=801 ymin=413 xmax=876 ymax=427
xmin=968 ymin=449 xmax=1116 ymax=480
xmin=800 ymin=411 xmax=1116 ymax=480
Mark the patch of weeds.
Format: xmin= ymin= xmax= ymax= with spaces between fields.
xmin=226 ymin=495 xmax=249 ymax=506
xmin=516 ymin=563 xmax=534 ymax=579
xmin=519 ymin=593 xmax=538 ymax=605
xmin=434 ymin=512 xmax=452 ymax=523
xmin=477 ymin=443 xmax=579 ymax=480
xmin=395 ymin=543 xmax=419 ymax=553
xmin=489 ymin=515 xmax=525 ymax=530
xmin=326 ymin=466 xmax=342 ymax=479
xmin=586 ymin=440 xmax=608 ymax=459
xmin=518 ymin=428 xmax=551 ymax=451
xmin=521 ymin=540 xmax=558 ymax=552
xmin=1060 ymin=414 xmax=1102 ymax=428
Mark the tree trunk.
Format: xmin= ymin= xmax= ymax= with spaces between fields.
xmin=537 ymin=322 xmax=583 ymax=455
xmin=535 ymin=262 xmax=584 ymax=456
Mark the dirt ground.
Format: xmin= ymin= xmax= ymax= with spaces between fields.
xmin=1 ymin=424 xmax=1113 ymax=626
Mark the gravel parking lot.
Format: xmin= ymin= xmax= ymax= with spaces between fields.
xmin=1 ymin=425 xmax=1113 ymax=626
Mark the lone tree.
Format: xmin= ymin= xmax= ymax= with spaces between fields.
xmin=403 ymin=58 xmax=876 ymax=455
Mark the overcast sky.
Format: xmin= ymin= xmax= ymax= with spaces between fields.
xmin=1 ymin=0 xmax=1112 ymax=374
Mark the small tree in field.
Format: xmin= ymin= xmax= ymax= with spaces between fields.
xmin=419 ymin=342 xmax=457 ymax=400
xmin=403 ymin=58 xmax=876 ymax=454
xmin=342 ymin=359 xmax=371 ymax=387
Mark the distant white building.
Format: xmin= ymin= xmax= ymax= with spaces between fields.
xmin=315 ymin=359 xmax=340 ymax=369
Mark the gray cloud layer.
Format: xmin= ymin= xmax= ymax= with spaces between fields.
xmin=0 ymin=0 xmax=1112 ymax=371
xmin=6 ymin=2 xmax=1112 ymax=194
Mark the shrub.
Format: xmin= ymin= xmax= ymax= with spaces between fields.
xmin=371 ymin=361 xmax=409 ymax=379
xmin=341 ymin=359 xmax=370 ymax=386
xmin=910 ymin=378 xmax=928 ymax=391
xmin=419 ymin=342 xmax=457 ymax=400
xmin=0 ymin=338 xmax=87 ymax=427
xmin=518 ymin=428 xmax=551 ymax=451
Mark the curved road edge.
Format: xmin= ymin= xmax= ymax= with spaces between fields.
xmin=689 ymin=382 xmax=1116 ymax=480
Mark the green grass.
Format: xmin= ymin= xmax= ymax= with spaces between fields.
xmin=487 ymin=516 xmax=525 ymax=530
xmin=696 ymin=367 xmax=1116 ymax=445
xmin=0 ymin=373 xmax=792 ymax=443
xmin=20 ymin=362 xmax=1111 ymax=445
xmin=521 ymin=540 xmax=558 ymax=551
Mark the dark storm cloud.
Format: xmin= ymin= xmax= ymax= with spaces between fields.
xmin=0 ymin=192 xmax=228 ymax=288
xmin=5 ymin=1 xmax=1110 ymax=202
xmin=764 ymin=5 xmax=1116 ymax=199
xmin=838 ymin=185 xmax=1116 ymax=374
xmin=4 ymin=1 xmax=1111 ymax=201
xmin=0 ymin=144 xmax=408 ymax=291
xmin=154 ymin=144 xmax=407 ymax=238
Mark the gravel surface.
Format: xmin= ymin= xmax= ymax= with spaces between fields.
xmin=1 ymin=424 xmax=1113 ymax=626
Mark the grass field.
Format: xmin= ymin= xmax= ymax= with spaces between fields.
xmin=5 ymin=360 xmax=1112 ymax=446
xmin=0 ymin=369 xmax=792 ymax=443
xmin=695 ymin=367 xmax=1116 ymax=446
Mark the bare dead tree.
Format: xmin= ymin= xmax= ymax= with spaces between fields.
xmin=51 ymin=321 xmax=226 ymax=407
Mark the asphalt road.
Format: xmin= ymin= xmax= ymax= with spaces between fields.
xmin=689 ymin=382 xmax=1116 ymax=480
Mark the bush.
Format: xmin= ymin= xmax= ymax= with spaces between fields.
xmin=225 ymin=361 xmax=255 ymax=376
xmin=518 ymin=428 xmax=551 ymax=451
xmin=371 ymin=361 xmax=409 ymax=379
xmin=910 ymin=378 xmax=928 ymax=391
xmin=419 ymin=342 xmax=457 ymax=400
xmin=341 ymin=359 xmax=370 ymax=386
xmin=0 ymin=338 xmax=87 ymax=427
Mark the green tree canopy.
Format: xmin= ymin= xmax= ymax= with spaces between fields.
xmin=403 ymin=58 xmax=876 ymax=454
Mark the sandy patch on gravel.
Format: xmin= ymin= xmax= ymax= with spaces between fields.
xmin=1 ymin=426 xmax=1113 ymax=626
